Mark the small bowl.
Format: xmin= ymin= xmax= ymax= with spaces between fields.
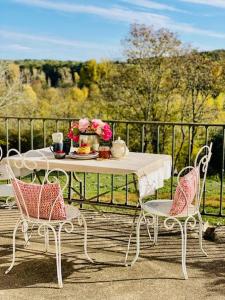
xmin=54 ymin=152 xmax=66 ymax=159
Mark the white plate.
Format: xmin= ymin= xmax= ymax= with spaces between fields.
xmin=69 ymin=152 xmax=99 ymax=160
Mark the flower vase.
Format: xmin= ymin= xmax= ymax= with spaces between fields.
xmin=79 ymin=133 xmax=99 ymax=151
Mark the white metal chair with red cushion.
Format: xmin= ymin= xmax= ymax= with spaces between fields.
xmin=5 ymin=149 xmax=93 ymax=288
xmin=130 ymin=143 xmax=212 ymax=280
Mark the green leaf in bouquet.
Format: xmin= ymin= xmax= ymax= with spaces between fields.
xmin=72 ymin=127 xmax=79 ymax=135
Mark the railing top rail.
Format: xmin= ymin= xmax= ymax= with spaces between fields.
xmin=0 ymin=116 xmax=225 ymax=127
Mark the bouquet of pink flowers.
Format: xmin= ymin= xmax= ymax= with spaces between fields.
xmin=68 ymin=118 xmax=112 ymax=142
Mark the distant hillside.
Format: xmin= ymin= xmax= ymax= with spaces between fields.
xmin=201 ymin=49 xmax=225 ymax=61
xmin=2 ymin=49 xmax=225 ymax=88
xmin=14 ymin=59 xmax=83 ymax=88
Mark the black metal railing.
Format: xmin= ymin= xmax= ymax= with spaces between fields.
xmin=0 ymin=117 xmax=224 ymax=217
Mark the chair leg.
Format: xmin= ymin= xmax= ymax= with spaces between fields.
xmin=153 ymin=215 xmax=159 ymax=245
xmin=182 ymin=221 xmax=188 ymax=280
xmin=22 ymin=220 xmax=30 ymax=248
xmin=51 ymin=225 xmax=63 ymax=288
xmin=198 ymin=212 xmax=207 ymax=257
xmin=44 ymin=226 xmax=49 ymax=253
xmin=130 ymin=213 xmax=144 ymax=267
xmin=5 ymin=196 xmax=16 ymax=209
xmin=79 ymin=214 xmax=93 ymax=263
xmin=142 ymin=214 xmax=152 ymax=242
xmin=5 ymin=219 xmax=23 ymax=274
xmin=124 ymin=234 xmax=132 ymax=266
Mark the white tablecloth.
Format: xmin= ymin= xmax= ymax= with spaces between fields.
xmin=5 ymin=149 xmax=172 ymax=199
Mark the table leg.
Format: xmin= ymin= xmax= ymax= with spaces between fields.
xmin=70 ymin=172 xmax=107 ymax=217
xmin=124 ymin=201 xmax=140 ymax=266
xmin=124 ymin=174 xmax=153 ymax=265
xmin=124 ymin=174 xmax=140 ymax=265
xmin=67 ymin=172 xmax=72 ymax=204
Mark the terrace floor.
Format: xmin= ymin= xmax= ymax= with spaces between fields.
xmin=1 ymin=208 xmax=225 ymax=300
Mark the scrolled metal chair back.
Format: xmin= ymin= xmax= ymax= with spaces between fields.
xmin=176 ymin=166 xmax=199 ymax=216
xmin=44 ymin=168 xmax=69 ymax=221
xmin=193 ymin=143 xmax=212 ymax=210
xmin=6 ymin=149 xmax=68 ymax=221
xmin=175 ymin=143 xmax=212 ymax=216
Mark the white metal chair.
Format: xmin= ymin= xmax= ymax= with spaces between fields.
xmin=0 ymin=147 xmax=15 ymax=208
xmin=130 ymin=143 xmax=212 ymax=279
xmin=5 ymin=149 xmax=93 ymax=288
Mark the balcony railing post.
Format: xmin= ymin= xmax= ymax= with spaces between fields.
xmin=112 ymin=122 xmax=115 ymax=141
xmin=30 ymin=119 xmax=34 ymax=150
xmin=155 ymin=125 xmax=160 ymax=199
xmin=111 ymin=174 xmax=114 ymax=204
xmin=56 ymin=120 xmax=59 ymax=132
xmin=97 ymin=173 xmax=100 ymax=203
xmin=5 ymin=118 xmax=9 ymax=153
xmin=43 ymin=120 xmax=46 ymax=148
xmin=220 ymin=126 xmax=225 ymax=216
xmin=126 ymin=123 xmax=130 ymax=148
xmin=157 ymin=125 xmax=160 ymax=154
xmin=18 ymin=119 xmax=21 ymax=152
xmin=170 ymin=125 xmax=175 ymax=200
xmin=202 ymin=125 xmax=209 ymax=215
xmin=188 ymin=125 xmax=192 ymax=166
xmin=141 ymin=124 xmax=145 ymax=153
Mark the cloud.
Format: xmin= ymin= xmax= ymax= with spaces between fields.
xmin=11 ymin=0 xmax=225 ymax=41
xmin=171 ymin=22 xmax=225 ymax=39
xmin=12 ymin=0 xmax=173 ymax=28
xmin=0 ymin=29 xmax=119 ymax=51
xmin=0 ymin=43 xmax=31 ymax=51
xmin=121 ymin=0 xmax=186 ymax=12
xmin=181 ymin=0 xmax=225 ymax=8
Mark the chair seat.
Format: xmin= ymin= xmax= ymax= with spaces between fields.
xmin=142 ymin=199 xmax=197 ymax=218
xmin=0 ymin=184 xmax=14 ymax=197
xmin=25 ymin=205 xmax=80 ymax=224
xmin=65 ymin=204 xmax=80 ymax=220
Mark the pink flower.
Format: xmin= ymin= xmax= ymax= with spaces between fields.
xmin=72 ymin=135 xmax=79 ymax=142
xmin=67 ymin=119 xmax=112 ymax=142
xmin=67 ymin=130 xmax=79 ymax=142
xmin=102 ymin=123 xmax=112 ymax=141
xmin=78 ymin=118 xmax=90 ymax=133
xmin=92 ymin=119 xmax=104 ymax=129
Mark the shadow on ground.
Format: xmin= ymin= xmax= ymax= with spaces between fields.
xmin=1 ymin=209 xmax=225 ymax=299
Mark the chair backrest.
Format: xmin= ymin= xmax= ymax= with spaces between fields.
xmin=175 ymin=143 xmax=212 ymax=214
xmin=194 ymin=143 xmax=212 ymax=210
xmin=6 ymin=149 xmax=69 ymax=221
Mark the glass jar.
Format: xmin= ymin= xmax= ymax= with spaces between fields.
xmin=99 ymin=146 xmax=111 ymax=159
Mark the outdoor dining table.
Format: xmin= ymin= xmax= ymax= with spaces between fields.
xmin=5 ymin=148 xmax=172 ymax=262
xmin=5 ymin=148 xmax=172 ymax=202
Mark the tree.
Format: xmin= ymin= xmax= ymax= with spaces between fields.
xmin=100 ymin=24 xmax=186 ymax=152
xmin=0 ymin=62 xmax=25 ymax=113
xmin=173 ymin=51 xmax=224 ymax=166
xmin=80 ymin=60 xmax=99 ymax=87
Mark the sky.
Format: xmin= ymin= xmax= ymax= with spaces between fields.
xmin=1 ymin=0 xmax=225 ymax=61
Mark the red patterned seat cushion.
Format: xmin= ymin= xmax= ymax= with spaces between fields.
xmin=169 ymin=167 xmax=199 ymax=216
xmin=12 ymin=179 xmax=66 ymax=220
